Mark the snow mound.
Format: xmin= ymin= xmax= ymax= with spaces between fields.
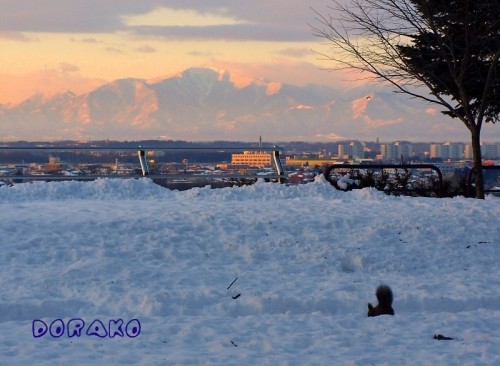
xmin=0 ymin=179 xmax=498 ymax=365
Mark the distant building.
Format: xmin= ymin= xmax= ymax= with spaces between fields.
xmin=285 ymin=156 xmax=337 ymax=167
xmin=444 ymin=142 xmax=464 ymax=160
xmin=464 ymin=144 xmax=473 ymax=159
xmin=430 ymin=143 xmax=441 ymax=159
xmin=42 ymin=157 xmax=64 ymax=173
xmin=231 ymin=151 xmax=272 ymax=168
xmin=337 ymin=144 xmax=350 ymax=159
xmin=338 ymin=141 xmax=364 ymax=159
xmin=380 ymin=143 xmax=399 ymax=161
xmin=431 ymin=142 xmax=464 ymax=160
xmin=481 ymin=143 xmax=499 ymax=159
xmin=379 ymin=141 xmax=414 ymax=162
xmin=394 ymin=141 xmax=414 ymax=161
xmin=350 ymin=141 xmax=365 ymax=159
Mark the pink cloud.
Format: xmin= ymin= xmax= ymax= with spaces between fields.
xmin=426 ymin=107 xmax=438 ymax=116
xmin=0 ymin=32 xmax=33 ymax=42
xmin=0 ymin=70 xmax=106 ymax=105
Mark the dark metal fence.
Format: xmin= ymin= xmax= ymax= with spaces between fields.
xmin=323 ymin=164 xmax=444 ymax=197
xmin=466 ymin=165 xmax=500 ymax=197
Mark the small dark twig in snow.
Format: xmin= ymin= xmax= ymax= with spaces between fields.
xmin=433 ymin=334 xmax=455 ymax=341
xmin=226 ymin=277 xmax=238 ymax=291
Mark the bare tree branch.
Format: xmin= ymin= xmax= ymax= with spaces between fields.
xmin=311 ymin=0 xmax=500 ymax=198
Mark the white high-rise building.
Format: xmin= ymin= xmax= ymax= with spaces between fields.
xmin=380 ymin=143 xmax=399 ymax=161
xmin=430 ymin=142 xmax=464 ymax=160
xmin=394 ymin=141 xmax=413 ymax=161
xmin=481 ymin=143 xmax=498 ymax=159
xmin=350 ymin=141 xmax=365 ymax=159
xmin=444 ymin=142 xmax=464 ymax=160
xmin=380 ymin=142 xmax=413 ymax=162
xmin=338 ymin=141 xmax=365 ymax=159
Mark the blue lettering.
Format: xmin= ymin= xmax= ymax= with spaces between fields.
xmin=108 ymin=319 xmax=124 ymax=338
xmin=86 ymin=319 xmax=108 ymax=338
xmin=32 ymin=320 xmax=47 ymax=338
xmin=125 ymin=319 xmax=141 ymax=338
xmin=33 ymin=318 xmax=141 ymax=338
xmin=67 ymin=318 xmax=85 ymax=338
xmin=49 ymin=319 xmax=65 ymax=338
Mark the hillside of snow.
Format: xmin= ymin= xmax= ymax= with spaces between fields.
xmin=0 ymin=177 xmax=499 ymax=365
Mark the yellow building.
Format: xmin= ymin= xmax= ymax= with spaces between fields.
xmin=231 ymin=151 xmax=272 ymax=168
xmin=44 ymin=157 xmax=63 ymax=172
xmin=285 ymin=157 xmax=338 ymax=167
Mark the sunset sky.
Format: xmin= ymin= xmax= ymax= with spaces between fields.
xmin=2 ymin=1 xmax=498 ymax=143
xmin=0 ymin=0 xmax=347 ymax=104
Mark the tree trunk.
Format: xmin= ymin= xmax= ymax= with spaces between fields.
xmin=470 ymin=128 xmax=485 ymax=199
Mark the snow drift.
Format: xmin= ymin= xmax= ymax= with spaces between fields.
xmin=0 ymin=178 xmax=498 ymax=365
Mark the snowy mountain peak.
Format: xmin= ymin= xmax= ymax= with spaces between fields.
xmin=173 ymin=67 xmax=280 ymax=92
xmin=0 ymin=67 xmax=460 ymax=141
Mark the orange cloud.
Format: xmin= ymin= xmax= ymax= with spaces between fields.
xmin=0 ymin=32 xmax=34 ymax=42
xmin=426 ymin=107 xmax=438 ymax=116
xmin=0 ymin=70 xmax=105 ymax=105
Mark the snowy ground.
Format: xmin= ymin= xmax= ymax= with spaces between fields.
xmin=0 ymin=177 xmax=499 ymax=365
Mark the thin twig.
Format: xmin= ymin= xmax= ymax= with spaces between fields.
xmin=226 ymin=277 xmax=238 ymax=291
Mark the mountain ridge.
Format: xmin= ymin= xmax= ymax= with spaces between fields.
xmin=0 ymin=67 xmax=469 ymax=142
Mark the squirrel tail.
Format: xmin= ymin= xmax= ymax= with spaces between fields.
xmin=376 ymin=285 xmax=393 ymax=307
xmin=367 ymin=284 xmax=394 ymax=317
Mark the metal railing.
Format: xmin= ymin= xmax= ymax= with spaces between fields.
xmin=466 ymin=165 xmax=500 ymax=197
xmin=323 ymin=163 xmax=444 ymax=197
xmin=0 ymin=145 xmax=286 ymax=184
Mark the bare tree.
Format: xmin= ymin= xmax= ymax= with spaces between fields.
xmin=312 ymin=0 xmax=500 ymax=198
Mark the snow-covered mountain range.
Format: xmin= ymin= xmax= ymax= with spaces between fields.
xmin=0 ymin=67 xmax=476 ymax=142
